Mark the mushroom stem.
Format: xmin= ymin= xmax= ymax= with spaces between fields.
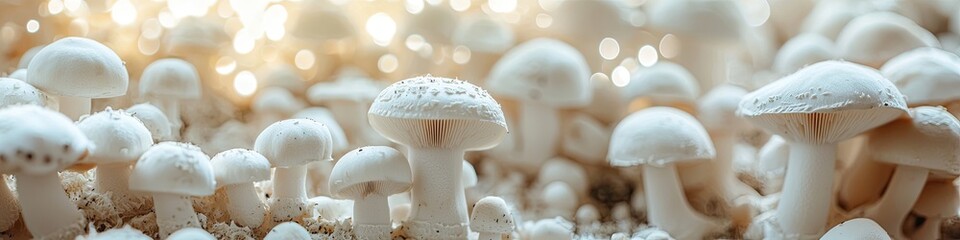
xmin=643 ymin=163 xmax=719 ymax=240
xmin=56 ymin=95 xmax=91 ymax=120
xmin=408 ymin=147 xmax=467 ymax=226
xmin=152 ymin=192 xmax=201 ymax=238
xmin=95 ymin=163 xmax=133 ymax=198
xmin=713 ymin=132 xmax=759 ymax=201
xmin=477 ymin=232 xmax=500 ymax=240
xmin=838 ymin=146 xmax=895 ymax=210
xmin=225 ymin=182 xmax=267 ymax=227
xmin=151 ymin=98 xmax=182 ymax=139
xmin=863 ymin=165 xmax=927 ymax=239
xmin=15 ymin=172 xmax=84 ymax=237
xmin=0 ymin=176 xmax=20 ymax=232
xmin=271 ymin=166 xmax=308 ymax=221
xmin=777 ymin=142 xmax=836 ymax=235
xmin=518 ymin=100 xmax=559 ymax=173
xmin=353 ymin=195 xmax=391 ymax=239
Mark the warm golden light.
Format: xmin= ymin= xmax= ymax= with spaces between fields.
xmin=234 ymin=71 xmax=258 ymax=96
xmin=295 ymin=49 xmax=316 ymax=70
xmin=110 ymin=0 xmax=137 ymax=26
xmin=638 ymin=45 xmax=658 ymax=67
xmin=366 ymin=13 xmax=396 ymax=47
xmin=599 ymin=37 xmax=620 ymax=60
xmin=611 ymin=66 xmax=630 ymax=87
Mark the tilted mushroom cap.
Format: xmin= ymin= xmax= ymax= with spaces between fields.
xmin=8 ymin=69 xmax=26 ymax=80
xmin=821 ymin=218 xmax=891 ymax=240
xmin=698 ymin=84 xmax=748 ymax=131
xmin=913 ymin=181 xmax=959 ymax=219
xmin=486 ymin=38 xmax=591 ymax=108
xmin=0 ymin=78 xmax=56 ymax=109
xmin=126 ymin=103 xmax=172 ymax=142
xmin=368 ymin=76 xmax=508 ymax=150
xmin=608 ymin=107 xmax=716 ymax=167
xmin=76 ymin=107 xmax=153 ymax=164
xmin=647 ymin=0 xmax=746 ymax=41
xmin=470 ymin=196 xmax=515 ymax=234
xmin=836 ymin=12 xmax=939 ymax=68
xmin=307 ymin=78 xmax=383 ymax=104
xmin=328 ymin=146 xmax=412 ymax=199
xmin=738 ymin=61 xmax=908 ymax=144
xmin=211 ymin=148 xmax=271 ymax=187
xmin=264 ymin=222 xmax=311 ymax=240
xmin=0 ymin=105 xmax=91 ymax=175
xmin=622 ymin=61 xmax=700 ymax=105
xmin=291 ymin=0 xmax=353 ymax=41
xmin=252 ymin=87 xmax=305 ymax=116
xmin=128 ymin=142 xmax=216 ymax=196
xmin=772 ymin=33 xmax=836 ymax=74
xmin=166 ymin=227 xmax=216 ymax=240
xmin=292 ymin=107 xmax=348 ymax=152
xmin=869 ymin=106 xmax=960 ymax=176
xmin=881 ymin=47 xmax=960 ymax=105
xmin=139 ymin=58 xmax=202 ymax=99
xmin=403 ymin=4 xmax=458 ymax=45
xmin=27 ymin=37 xmax=129 ymax=98
xmin=452 ymin=16 xmax=515 ymax=54
xmin=254 ymin=119 xmax=334 ymax=167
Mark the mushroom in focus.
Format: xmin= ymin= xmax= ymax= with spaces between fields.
xmin=210 ymin=148 xmax=271 ymax=228
xmin=328 ymin=146 xmax=412 ymax=239
xmin=128 ymin=142 xmax=216 ymax=238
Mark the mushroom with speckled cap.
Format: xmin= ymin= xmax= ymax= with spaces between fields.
xmin=139 ymin=58 xmax=202 ymax=140
xmin=329 ymin=146 xmax=411 ymax=239
xmin=486 ymin=38 xmax=590 ymax=174
xmin=211 ymin=148 xmax=271 ymax=228
xmin=26 ymin=37 xmax=129 ymax=120
xmin=76 ymin=107 xmax=154 ymax=215
xmin=772 ymin=33 xmax=836 ymax=75
xmin=255 ymin=119 xmax=334 ymax=222
xmin=836 ymin=12 xmax=939 ymax=68
xmin=0 ymin=105 xmax=92 ymax=238
xmin=621 ymin=61 xmax=700 ymax=114
xmin=910 ymin=181 xmax=959 ymax=240
xmin=264 ymin=222 xmax=311 ymax=240
xmin=0 ymin=77 xmax=56 ymax=110
xmin=128 ymin=142 xmax=216 ymax=238
xmin=860 ymin=106 xmax=960 ymax=239
xmin=821 ymin=218 xmax=891 ymax=240
xmin=369 ymin=76 xmax=507 ymax=238
xmin=608 ymin=107 xmax=721 ymax=239
xmin=470 ymin=196 xmax=514 ymax=240
xmin=126 ymin=103 xmax=172 ymax=142
xmin=737 ymin=60 xmax=908 ymax=237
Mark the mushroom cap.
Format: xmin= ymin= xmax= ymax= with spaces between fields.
xmin=328 ymin=146 xmax=411 ymax=199
xmin=647 ymin=0 xmax=746 ymax=41
xmin=912 ymin=181 xmax=959 ymax=218
xmin=254 ymin=119 xmax=334 ymax=167
xmin=292 ymin=107 xmax=348 ymax=152
xmin=697 ymin=84 xmax=748 ymax=131
xmin=403 ymin=4 xmax=458 ymax=45
xmin=738 ymin=61 xmax=908 ymax=144
xmin=772 ymin=33 xmax=836 ymax=74
xmin=251 ymin=87 xmax=305 ymax=116
xmin=8 ymin=69 xmax=26 ymax=80
xmin=452 ymin=16 xmax=515 ymax=54
xmin=470 ymin=196 xmax=515 ymax=233
xmin=307 ymin=78 xmax=383 ymax=104
xmin=166 ymin=227 xmax=216 ymax=240
xmin=211 ymin=148 xmax=271 ymax=187
xmin=139 ymin=58 xmax=202 ymax=99
xmin=26 ymin=37 xmax=129 ymax=98
xmin=821 ymin=218 xmax=892 ymax=240
xmin=0 ymin=78 xmax=56 ymax=109
xmin=608 ymin=106 xmax=716 ymax=167
xmin=78 ymin=225 xmax=151 ymax=240
xmin=869 ymin=106 xmax=960 ymax=175
xmin=757 ymin=135 xmax=789 ymax=173
xmin=164 ymin=18 xmax=225 ymax=55
xmin=462 ymin=159 xmax=477 ymax=188
xmin=264 ymin=222 xmax=311 ymax=240
xmin=257 ymin=64 xmax=306 ymax=96
xmin=125 ymin=103 xmax=172 ymax=142
xmin=881 ymin=47 xmax=960 ymax=105
xmin=17 ymin=45 xmax=43 ymax=69
xmin=529 ymin=218 xmax=574 ymax=240
xmin=486 ymin=38 xmax=591 ymax=108
xmin=291 ymin=0 xmax=353 ymax=41
xmin=368 ymin=76 xmax=508 ymax=150
xmin=76 ymin=107 xmax=153 ymax=164
xmin=836 ymin=12 xmax=939 ymax=68
xmin=0 ymin=105 xmax=91 ymax=175
xmin=129 ymin=142 xmax=216 ymax=196
xmin=622 ymin=61 xmax=700 ymax=105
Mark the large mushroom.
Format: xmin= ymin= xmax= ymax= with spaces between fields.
xmin=76 ymin=107 xmax=153 ymax=215
xmin=254 ymin=119 xmax=333 ymax=222
xmin=368 ymin=76 xmax=507 ymax=237
xmin=835 ymin=11 xmax=939 ymax=68
xmin=128 ymin=142 xmax=216 ymax=238
xmin=821 ymin=218 xmax=892 ymax=240
xmin=210 ymin=148 xmax=271 ymax=228
xmin=328 ymin=146 xmax=412 ymax=239
xmin=139 ymin=58 xmax=202 ymax=140
xmin=738 ymin=61 xmax=907 ymax=236
xmin=486 ymin=38 xmax=590 ymax=173
xmin=608 ymin=106 xmax=721 ymax=239
xmin=25 ymin=37 xmax=129 ymax=120
xmin=0 ymin=105 xmax=91 ymax=238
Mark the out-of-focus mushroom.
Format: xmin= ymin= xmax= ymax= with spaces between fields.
xmin=540 ymin=181 xmax=578 ymax=220
xmin=0 ymin=175 xmax=17 ymax=233
xmin=76 ymin=225 xmax=151 ymax=240
xmin=264 ymin=222 xmax=311 ymax=240
xmin=292 ymin=107 xmax=349 ymax=196
xmin=7 ymin=69 xmax=25 ymax=81
xmin=821 ymin=218 xmax=891 ymax=240
xmin=621 ymin=61 xmax=700 ymax=114
xmin=368 ymin=76 xmax=507 ymax=238
xmin=560 ymin=114 xmax=611 ymax=165
xmin=528 ymin=217 xmax=574 ymax=240
xmin=129 ymin=142 xmax=216 ymax=238
xmin=696 ymin=85 xmax=758 ymax=203
xmin=26 ymin=37 xmax=128 ymax=120
xmin=757 ymin=135 xmax=789 ymax=195
xmin=256 ymin=64 xmax=307 ymax=97
xmin=166 ymin=227 xmax=216 ymax=240
xmin=255 ymin=119 xmax=333 ymax=222
xmin=772 ymin=33 xmax=836 ymax=75
xmin=307 ymin=78 xmax=388 ymax=148
xmin=836 ymin=12 xmax=939 ymax=68
xmin=126 ymin=103 xmax=173 ymax=142
xmin=451 ymin=15 xmax=515 ymax=84
xmin=535 ymin=157 xmax=588 ymax=199
xmin=0 ymin=77 xmax=56 ymax=110
xmin=250 ymin=87 xmax=305 ymax=132
xmin=291 ymin=0 xmax=353 ymax=42
xmin=910 ymin=181 xmax=959 ymax=240
xmin=139 ymin=58 xmax=202 ymax=139
xmin=329 ymin=146 xmax=412 ymax=239
xmin=470 ymin=196 xmax=515 ymax=240
xmin=76 ymin=107 xmax=153 ymax=215
xmin=211 ymin=148 xmax=271 ymax=228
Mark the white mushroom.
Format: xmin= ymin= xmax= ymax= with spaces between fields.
xmin=757 ymin=135 xmax=789 ymax=195
xmin=696 ymin=84 xmax=759 ymax=204
xmin=129 ymin=142 xmax=216 ymax=238
xmin=255 ymin=119 xmax=334 ymax=222
xmin=26 ymin=37 xmax=129 ymax=120
xmin=329 ymin=146 xmax=412 ymax=239
xmin=621 ymin=61 xmax=701 ymax=113
xmin=290 ymin=0 xmax=353 ymax=42
xmin=451 ymin=15 xmax=515 ymax=83
xmin=211 ymin=148 xmax=271 ymax=228
xmin=821 ymin=218 xmax=892 ymax=240
xmin=292 ymin=107 xmax=349 ymax=196
xmin=7 ymin=69 xmax=26 ymax=81
xmin=540 ymin=181 xmax=578 ymax=220
xmin=166 ymin=227 xmax=216 ymax=240
xmin=76 ymin=107 xmax=153 ymax=214
xmin=836 ymin=11 xmax=939 ymax=68
xmin=470 ymin=196 xmax=515 ymax=240
xmin=264 ymin=222 xmax=311 ymax=240
xmin=251 ymin=87 xmax=306 ymax=132
xmin=139 ymin=58 xmax=202 ymax=139
xmin=772 ymin=33 xmax=836 ymax=75
xmin=125 ymin=103 xmax=173 ymax=142
xmin=307 ymin=78 xmax=388 ymax=148
xmin=528 ymin=217 xmax=574 ymax=240
xmin=0 ymin=77 xmax=56 ymax=110
xmin=76 ymin=225 xmax=151 ymax=240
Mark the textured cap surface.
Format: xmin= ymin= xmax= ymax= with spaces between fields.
xmin=328 ymin=146 xmax=411 ymax=199
xmin=470 ymin=196 xmax=514 ymax=233
xmin=129 ymin=142 xmax=216 ymax=196
xmin=77 ymin=107 xmax=153 ymax=164
xmin=0 ymin=105 xmax=91 ymax=174
xmin=0 ymin=78 xmax=56 ymax=109
xmin=254 ymin=119 xmax=334 ymax=167
xmin=608 ymin=107 xmax=715 ymax=167
xmin=211 ymin=148 xmax=271 ymax=186
xmin=27 ymin=37 xmax=129 ymax=98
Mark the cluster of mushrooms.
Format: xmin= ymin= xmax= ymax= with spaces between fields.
xmin=4 ymin=0 xmax=960 ymax=239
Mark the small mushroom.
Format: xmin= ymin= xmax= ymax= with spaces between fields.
xmin=836 ymin=12 xmax=939 ymax=68
xmin=292 ymin=107 xmax=349 ymax=196
xmin=560 ymin=114 xmax=611 ymax=165
xmin=290 ymin=0 xmax=353 ymax=42
xmin=26 ymin=37 xmax=129 ymax=120
xmin=128 ymin=142 xmax=216 ymax=238
xmin=910 ymin=181 xmax=959 ymax=240
xmin=540 ymin=181 xmax=578 ymax=220
xmin=76 ymin=107 xmax=153 ymax=214
xmin=307 ymin=78 xmax=389 ymax=148
xmin=621 ymin=61 xmax=701 ymax=114
xmin=255 ymin=119 xmax=333 ymax=222
xmin=251 ymin=87 xmax=306 ymax=132
xmin=125 ymin=103 xmax=173 ymax=142
xmin=7 ymin=69 xmax=26 ymax=81
xmin=0 ymin=105 xmax=91 ymax=238
xmin=528 ymin=217 xmax=574 ymax=240
xmin=328 ymin=146 xmax=412 ymax=239
xmin=470 ymin=196 xmax=515 ymax=240
xmin=139 ymin=58 xmax=202 ymax=139
xmin=0 ymin=77 xmax=57 ymax=110
xmin=264 ymin=222 xmax=311 ymax=240
xmin=757 ymin=135 xmax=789 ymax=195
xmin=772 ymin=33 xmax=836 ymax=75
xmin=211 ymin=148 xmax=271 ymax=228
xmin=166 ymin=227 xmax=216 ymax=240
xmin=821 ymin=218 xmax=891 ymax=240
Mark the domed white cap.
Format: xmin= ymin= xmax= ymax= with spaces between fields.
xmin=836 ymin=12 xmax=939 ymax=68
xmin=77 ymin=107 xmax=153 ymax=164
xmin=126 ymin=103 xmax=172 ymax=142
xmin=881 ymin=47 xmax=960 ymax=105
xmin=129 ymin=142 xmax=216 ymax=196
xmin=264 ymin=222 xmax=311 ymax=240
xmin=252 ymin=87 xmax=305 ymax=116
xmin=486 ymin=38 xmax=591 ymax=107
xmin=292 ymin=107 xmax=348 ymax=152
xmin=470 ymin=196 xmax=514 ymax=234
xmin=772 ymin=33 xmax=836 ymax=74
xmin=622 ymin=61 xmax=701 ymax=105
xmin=0 ymin=105 xmax=91 ymax=175
xmin=698 ymin=84 xmax=748 ymax=131
xmin=257 ymin=64 xmax=306 ymax=96
xmin=139 ymin=58 xmax=201 ymax=99
xmin=164 ymin=18 xmax=225 ymax=55
xmin=0 ymin=78 xmax=56 ymax=109
xmin=821 ymin=218 xmax=891 ymax=240
xmin=869 ymin=106 xmax=960 ymax=176
xmin=254 ymin=119 xmax=334 ymax=167
xmin=609 ymin=107 xmax=715 ymax=167
xmin=211 ymin=148 xmax=271 ymax=187
xmin=166 ymin=227 xmax=216 ymax=240
xmin=328 ymin=146 xmax=412 ymax=199
xmin=27 ymin=37 xmax=129 ymax=98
